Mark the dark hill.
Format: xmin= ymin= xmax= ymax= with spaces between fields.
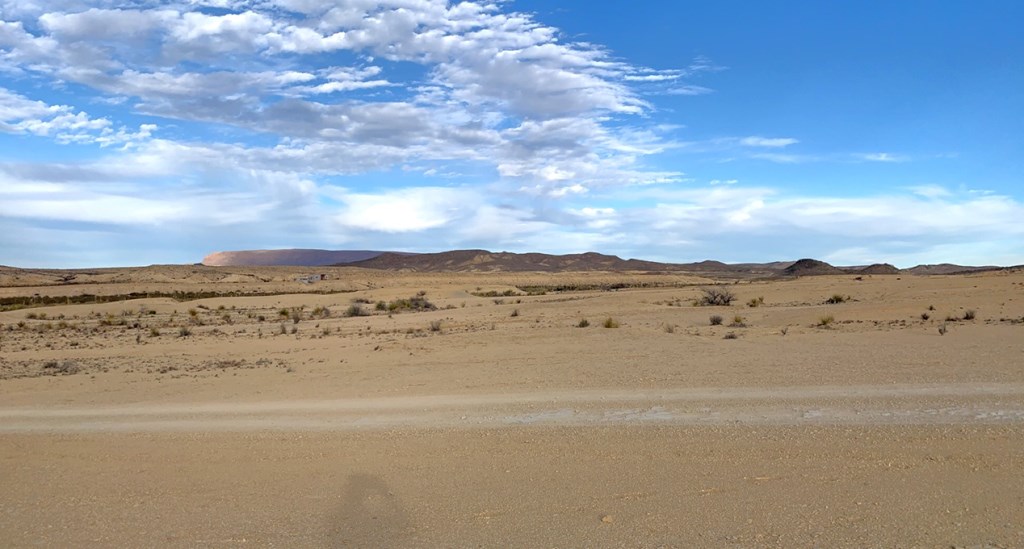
xmin=782 ymin=258 xmax=845 ymax=276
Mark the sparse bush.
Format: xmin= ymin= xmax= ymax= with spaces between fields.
xmin=257 ymin=315 xmax=266 ymax=322
xmin=817 ymin=314 xmax=835 ymax=327
xmin=928 ymin=305 xmax=935 ymax=311
xmin=278 ymin=308 xmax=289 ymax=318
xmin=663 ymin=324 xmax=675 ymax=334
xmin=963 ymin=310 xmax=976 ymax=320
xmin=312 ymin=306 xmax=331 ymax=318
xmin=921 ymin=312 xmax=930 ymax=321
xmin=321 ymin=327 xmax=331 ymax=336
xmin=188 ymin=308 xmax=199 ymax=317
xmin=149 ymin=327 xmax=160 ymax=337
xmin=428 ymin=320 xmax=442 ymax=332
xmin=938 ymin=322 xmax=948 ymax=336
xmin=824 ymin=294 xmax=849 ymax=304
xmin=723 ymin=332 xmax=739 ymax=340
xmin=729 ymin=314 xmax=746 ymax=328
xmin=375 ymin=301 xmax=387 ymax=311
xmin=471 ymin=289 xmax=521 ymax=298
xmin=510 ymin=309 xmax=520 ymax=317
xmin=697 ymin=287 xmax=735 ymax=306
xmin=945 ymin=315 xmax=958 ymax=322
xmin=577 ymin=319 xmax=590 ymax=328
xmin=780 ymin=326 xmax=789 ymax=336
xmin=709 ymin=315 xmax=723 ymax=326
xmin=279 ymin=323 xmax=287 ymax=335
xmin=344 ymin=305 xmax=367 ymax=318
xmin=602 ymin=317 xmax=619 ymax=328
xmin=290 ymin=326 xmax=297 ymax=335
xmin=26 ymin=312 xmax=38 ymax=320
xmin=747 ymin=296 xmax=765 ymax=308
xmin=388 ymin=295 xmax=437 ymax=313
xmin=178 ymin=326 xmax=191 ymax=337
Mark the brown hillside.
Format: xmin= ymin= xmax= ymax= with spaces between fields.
xmin=858 ymin=263 xmax=901 ymax=275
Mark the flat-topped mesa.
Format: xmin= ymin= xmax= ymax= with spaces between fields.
xmin=201 ymin=249 xmax=390 ymax=267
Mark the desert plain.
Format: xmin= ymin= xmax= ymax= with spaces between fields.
xmin=1 ymin=265 xmax=1023 ymax=547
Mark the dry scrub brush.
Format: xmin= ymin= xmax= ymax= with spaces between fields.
xmin=696 ymin=287 xmax=736 ymax=306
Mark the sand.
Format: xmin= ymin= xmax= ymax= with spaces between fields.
xmin=2 ymin=267 xmax=1023 ymax=547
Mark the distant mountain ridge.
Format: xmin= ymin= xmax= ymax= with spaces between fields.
xmin=347 ymin=250 xmax=677 ymax=273
xmin=199 ymin=248 xmax=1016 ymax=275
xmin=348 ymin=251 xmax=907 ymax=276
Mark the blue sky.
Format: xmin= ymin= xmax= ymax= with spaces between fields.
xmin=1 ymin=0 xmax=1021 ymax=268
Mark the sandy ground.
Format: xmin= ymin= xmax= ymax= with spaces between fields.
xmin=2 ymin=268 xmax=1024 ymax=547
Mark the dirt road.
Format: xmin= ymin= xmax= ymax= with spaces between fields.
xmin=3 ymin=384 xmax=1024 ymax=547
xmin=3 ymin=382 xmax=1024 ymax=433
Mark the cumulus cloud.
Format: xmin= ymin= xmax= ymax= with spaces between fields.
xmin=0 ymin=1 xmax=711 ymax=208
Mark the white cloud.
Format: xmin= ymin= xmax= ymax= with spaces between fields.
xmin=549 ymin=183 xmax=588 ymax=198
xmin=739 ymin=136 xmax=799 ymax=148
xmin=908 ymin=185 xmax=953 ymax=199
xmin=858 ymin=152 xmax=908 ymax=163
xmin=334 ymin=187 xmax=475 ymax=232
xmin=666 ymin=85 xmax=713 ymax=96
xmin=0 ymin=87 xmax=155 ymax=147
xmin=749 ymin=152 xmax=812 ymax=163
